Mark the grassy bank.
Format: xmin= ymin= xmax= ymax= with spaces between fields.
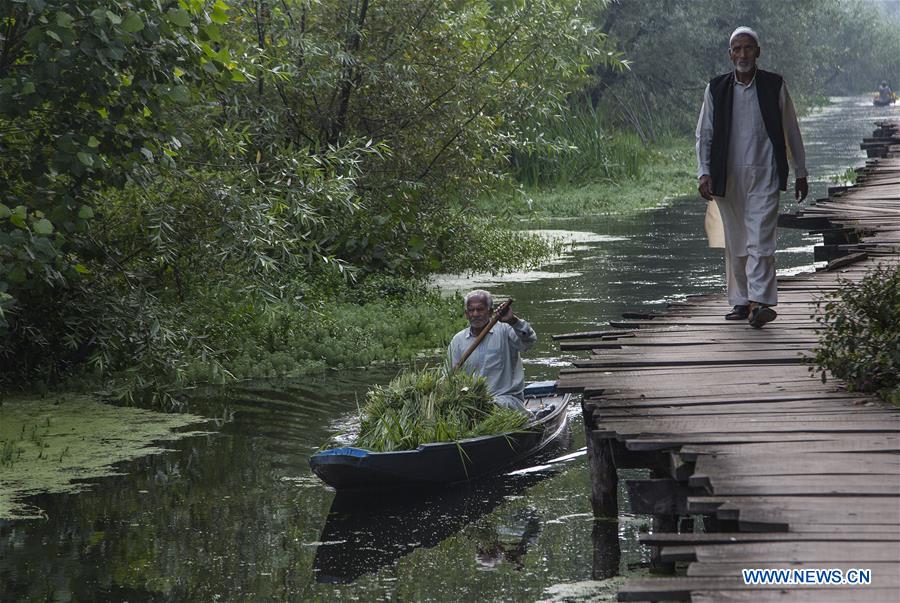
xmin=493 ymin=137 xmax=696 ymax=218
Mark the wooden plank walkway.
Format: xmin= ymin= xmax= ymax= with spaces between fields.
xmin=557 ymin=120 xmax=900 ymax=601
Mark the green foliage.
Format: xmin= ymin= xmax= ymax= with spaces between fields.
xmin=57 ymin=274 xmax=463 ymax=406
xmin=592 ymin=0 xmax=900 ymax=135
xmin=493 ymin=137 xmax=695 ymax=217
xmin=351 ymin=368 xmax=528 ymax=452
xmin=811 ymin=265 xmax=900 ymax=403
xmin=11 ymin=0 xmax=896 ymax=399
xmin=439 ymin=224 xmax=561 ymax=275
xmin=220 ymin=0 xmax=623 ymax=274
xmin=510 ymin=101 xmax=650 ymax=188
xmin=0 ymin=0 xmax=239 ymax=384
xmin=1 ymin=0 xmax=620 ymax=393
xmin=217 ymin=280 xmax=463 ymax=381
xmin=829 ymin=168 xmax=859 ymax=185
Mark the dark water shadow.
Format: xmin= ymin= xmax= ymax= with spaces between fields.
xmin=312 ymin=426 xmax=574 ymax=583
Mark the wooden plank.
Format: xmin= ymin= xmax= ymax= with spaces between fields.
xmin=572 ymin=353 xmax=809 ymax=369
xmin=691 ymin=588 xmax=900 ymax=603
xmin=603 ymin=408 xmax=896 ymax=421
xmin=688 ymin=562 xmax=900 ymax=581
xmin=599 ymin=418 xmax=900 ymax=436
xmin=580 ymin=383 xmax=847 ymax=399
xmin=703 ymin=476 xmax=900 ymax=496
xmin=693 ymin=453 xmax=900 ymax=479
xmin=596 ymin=392 xmax=867 ymax=408
xmin=782 ymin=523 xmax=900 ymax=534
xmin=737 ymin=510 xmax=900 ymax=531
xmin=687 ymin=495 xmax=900 ymax=510
xmin=691 ymin=586 xmax=900 ymax=603
xmin=626 ymin=434 xmax=898 ymax=452
xmin=678 ymin=437 xmax=900 ymax=458
xmin=598 ymin=408 xmax=895 ymax=420
xmin=564 ymin=123 xmax=900 ymax=603
xmin=639 ymin=532 xmax=900 ymax=547
xmin=665 ymin=542 xmax=900 ymax=563
xmin=618 ymin=577 xmax=898 ymax=601
xmin=602 ymin=406 xmax=894 ymax=419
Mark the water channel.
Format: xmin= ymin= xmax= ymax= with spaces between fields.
xmin=0 ymin=97 xmax=894 ymax=601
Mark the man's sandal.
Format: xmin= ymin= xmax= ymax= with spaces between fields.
xmin=749 ymin=305 xmax=777 ymax=329
xmin=725 ymin=305 xmax=750 ymax=320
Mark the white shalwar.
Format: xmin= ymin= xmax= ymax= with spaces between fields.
xmin=695 ymin=73 xmax=807 ymax=307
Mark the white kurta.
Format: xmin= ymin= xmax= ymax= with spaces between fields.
xmin=447 ymin=320 xmax=536 ymax=414
xmin=695 ymin=72 xmax=807 ymax=306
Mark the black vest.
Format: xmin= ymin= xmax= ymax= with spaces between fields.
xmin=708 ymin=69 xmax=788 ymax=197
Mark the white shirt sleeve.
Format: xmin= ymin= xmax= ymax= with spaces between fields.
xmin=695 ymin=84 xmax=713 ymax=179
xmin=779 ymin=81 xmax=808 ymax=179
xmin=509 ymin=319 xmax=536 ymax=352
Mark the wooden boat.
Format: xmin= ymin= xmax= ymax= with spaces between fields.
xmin=309 ymin=381 xmax=571 ymax=490
xmin=873 ymin=93 xmax=896 ymax=106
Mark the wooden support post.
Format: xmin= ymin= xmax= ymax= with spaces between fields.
xmin=592 ymin=519 xmax=621 ymax=580
xmin=583 ymin=402 xmax=618 ymax=518
xmin=648 ymin=467 xmax=678 ymax=574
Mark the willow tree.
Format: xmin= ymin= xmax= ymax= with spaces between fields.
xmin=0 ymin=0 xmax=237 ymax=386
xmin=221 ymin=0 xmax=625 ymax=273
xmin=1 ymin=0 xmax=623 ymax=389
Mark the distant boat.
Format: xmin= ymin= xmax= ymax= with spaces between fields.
xmin=309 ymin=381 xmax=571 ymax=490
xmin=873 ymin=93 xmax=897 ymax=106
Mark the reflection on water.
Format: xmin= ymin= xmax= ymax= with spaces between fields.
xmin=314 ymin=461 xmax=559 ymax=584
xmin=0 ymin=97 xmax=884 ymax=601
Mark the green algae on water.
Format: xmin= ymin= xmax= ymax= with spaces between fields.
xmin=0 ymin=395 xmax=210 ymax=520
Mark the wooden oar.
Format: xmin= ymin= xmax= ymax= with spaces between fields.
xmin=453 ymin=298 xmax=513 ymax=371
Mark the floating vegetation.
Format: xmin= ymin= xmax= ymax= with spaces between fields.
xmin=350 ymin=368 xmax=528 ymax=452
xmin=829 ymin=167 xmax=858 ymax=185
xmin=0 ymin=396 xmax=210 ymax=519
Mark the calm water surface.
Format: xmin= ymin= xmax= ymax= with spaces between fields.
xmin=0 ymin=97 xmax=893 ymax=601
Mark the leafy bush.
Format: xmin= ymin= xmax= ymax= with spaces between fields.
xmin=351 ymin=368 xmax=528 ymax=452
xmin=216 ymin=284 xmax=463 ymax=382
xmin=811 ymin=265 xmax=900 ymax=403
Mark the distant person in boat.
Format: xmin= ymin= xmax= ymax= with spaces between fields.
xmin=447 ymin=289 xmax=537 ymax=414
xmin=695 ymin=26 xmax=809 ymax=328
xmin=878 ymin=81 xmax=894 ymax=104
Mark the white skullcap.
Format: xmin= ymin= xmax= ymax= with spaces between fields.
xmin=729 ymin=26 xmax=759 ymax=46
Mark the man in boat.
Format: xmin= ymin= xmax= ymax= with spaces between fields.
xmin=695 ymin=26 xmax=809 ymax=328
xmin=447 ymin=289 xmax=537 ymax=415
xmin=877 ymin=81 xmax=894 ymax=105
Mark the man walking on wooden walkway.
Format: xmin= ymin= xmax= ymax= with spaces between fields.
xmin=695 ymin=26 xmax=809 ymax=328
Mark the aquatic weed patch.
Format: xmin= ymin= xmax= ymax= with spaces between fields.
xmin=350 ymin=369 xmax=528 ymax=452
xmin=0 ymin=396 xmax=209 ymax=519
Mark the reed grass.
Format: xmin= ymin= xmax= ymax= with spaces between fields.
xmin=352 ymin=368 xmax=529 ymax=452
xmin=487 ymin=137 xmax=696 ymax=217
xmin=511 ymin=104 xmax=650 ymax=189
xmin=1 ymin=440 xmax=17 ymax=467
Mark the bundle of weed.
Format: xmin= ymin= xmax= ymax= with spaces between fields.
xmin=353 ymin=368 xmax=529 ymax=452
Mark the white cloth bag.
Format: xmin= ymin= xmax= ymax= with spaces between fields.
xmin=704 ymin=200 xmax=725 ymax=248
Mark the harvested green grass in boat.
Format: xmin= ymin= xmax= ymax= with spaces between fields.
xmin=352 ymin=368 xmax=529 ymax=452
